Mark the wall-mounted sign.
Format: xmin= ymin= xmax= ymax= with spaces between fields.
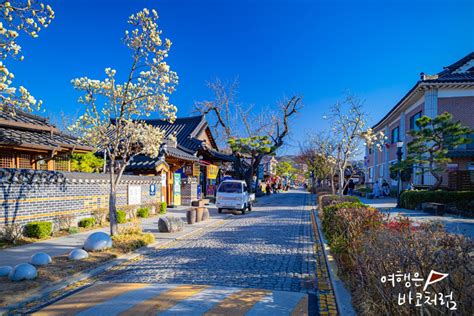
xmin=184 ymin=164 xmax=193 ymax=176
xmin=128 ymin=185 xmax=141 ymax=205
xmin=173 ymin=173 xmax=181 ymax=206
xmin=206 ymin=164 xmax=219 ymax=180
xmin=149 ymin=184 xmax=156 ymax=196
xmin=193 ymin=163 xmax=200 ymax=177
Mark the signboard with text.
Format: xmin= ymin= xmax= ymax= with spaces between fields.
xmin=173 ymin=173 xmax=181 ymax=206
xmin=206 ymin=164 xmax=219 ymax=180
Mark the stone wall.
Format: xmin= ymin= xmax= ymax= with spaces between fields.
xmin=0 ymin=168 xmax=162 ymax=226
xmin=181 ymin=181 xmax=198 ymax=206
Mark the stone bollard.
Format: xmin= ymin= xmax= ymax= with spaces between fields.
xmin=202 ymin=208 xmax=210 ymax=221
xmin=84 ymin=232 xmax=113 ymax=251
xmin=186 ymin=208 xmax=196 ymax=225
xmin=158 ymin=216 xmax=184 ymax=233
xmin=195 ymin=207 xmax=205 ymax=222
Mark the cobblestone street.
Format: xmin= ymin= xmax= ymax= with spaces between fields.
xmin=101 ymin=190 xmax=317 ymax=293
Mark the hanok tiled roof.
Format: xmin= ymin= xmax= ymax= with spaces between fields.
xmin=0 ymin=109 xmax=92 ymax=151
xmin=372 ymin=52 xmax=474 ymax=130
xmin=143 ymin=115 xmax=212 ymax=153
xmin=127 ymin=147 xmax=199 ymax=171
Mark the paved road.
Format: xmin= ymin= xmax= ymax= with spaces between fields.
xmin=0 ymin=206 xmax=228 ymax=267
xmin=34 ymin=190 xmax=319 ymax=315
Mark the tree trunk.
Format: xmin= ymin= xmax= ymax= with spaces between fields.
xmin=429 ymin=160 xmax=443 ymax=191
xmin=109 ymin=188 xmax=119 ymax=236
xmin=431 ymin=172 xmax=443 ymax=191
xmin=338 ymin=167 xmax=345 ymax=196
xmin=330 ymin=171 xmax=336 ymax=195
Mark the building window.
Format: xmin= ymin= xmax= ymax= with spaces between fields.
xmin=368 ymin=167 xmax=373 ymax=181
xmin=0 ymin=153 xmax=14 ymax=168
xmin=369 ymin=147 xmax=373 ymax=155
xmin=410 ymin=112 xmax=422 ymax=131
xmin=379 ymin=164 xmax=384 ymax=177
xmin=34 ymin=155 xmax=49 ymax=170
xmin=54 ymin=156 xmax=70 ymax=172
xmin=18 ymin=154 xmax=33 ymax=169
xmin=391 ymin=127 xmax=400 ymax=143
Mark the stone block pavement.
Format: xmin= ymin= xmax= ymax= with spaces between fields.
xmin=5 ymin=190 xmax=342 ymax=315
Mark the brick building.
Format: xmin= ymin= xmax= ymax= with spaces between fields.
xmin=365 ymin=52 xmax=474 ymax=189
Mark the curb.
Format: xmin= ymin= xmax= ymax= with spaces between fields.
xmin=311 ymin=197 xmax=356 ymax=316
xmin=1 ymin=215 xmax=232 ymax=315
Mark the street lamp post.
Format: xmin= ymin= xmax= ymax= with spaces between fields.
xmin=396 ymin=141 xmax=404 ymax=207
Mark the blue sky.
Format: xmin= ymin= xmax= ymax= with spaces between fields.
xmin=8 ymin=0 xmax=474 ymax=153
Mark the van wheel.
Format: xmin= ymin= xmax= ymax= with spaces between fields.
xmin=218 ymin=208 xmax=222 ymax=214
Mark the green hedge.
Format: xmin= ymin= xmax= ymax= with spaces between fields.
xmin=24 ymin=221 xmax=53 ymax=239
xmin=400 ymin=190 xmax=474 ymax=211
xmin=136 ymin=207 xmax=150 ymax=218
xmin=116 ymin=210 xmax=127 ymax=223
xmin=78 ymin=217 xmax=96 ymax=228
xmin=159 ymin=202 xmax=167 ymax=215
xmin=318 ymin=194 xmax=360 ymax=211
xmin=321 ymin=202 xmax=383 ymax=254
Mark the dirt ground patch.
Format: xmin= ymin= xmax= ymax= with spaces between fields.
xmin=0 ymin=251 xmax=117 ymax=307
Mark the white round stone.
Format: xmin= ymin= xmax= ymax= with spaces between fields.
xmin=30 ymin=252 xmax=52 ymax=266
xmin=68 ymin=249 xmax=89 ymax=261
xmin=83 ymin=232 xmax=112 ymax=251
xmin=0 ymin=266 xmax=13 ymax=277
xmin=8 ymin=263 xmax=37 ymax=281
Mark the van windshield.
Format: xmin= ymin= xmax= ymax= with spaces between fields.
xmin=218 ymin=182 xmax=243 ymax=193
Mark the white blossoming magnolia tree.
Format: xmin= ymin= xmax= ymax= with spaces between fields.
xmin=71 ymin=9 xmax=178 ymax=235
xmin=328 ymin=94 xmax=386 ymax=196
xmin=0 ymin=0 xmax=54 ymax=113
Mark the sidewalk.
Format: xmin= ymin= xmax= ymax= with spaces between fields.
xmin=0 ymin=205 xmax=229 ymax=267
xmin=359 ymin=197 xmax=474 ymax=239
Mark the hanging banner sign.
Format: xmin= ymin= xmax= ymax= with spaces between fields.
xmin=207 ymin=164 xmax=219 ymax=180
xmin=173 ymin=173 xmax=181 ymax=206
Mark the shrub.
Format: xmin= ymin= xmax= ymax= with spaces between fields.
xmin=318 ymin=194 xmax=360 ymax=211
xmin=351 ymin=223 xmax=473 ymax=315
xmin=0 ymin=223 xmax=23 ymax=244
xmin=120 ymin=205 xmax=137 ymax=220
xmin=136 ymin=207 xmax=150 ymax=218
xmin=92 ymin=208 xmax=108 ymax=226
xmin=55 ymin=214 xmax=76 ymax=231
xmin=78 ymin=217 xmax=96 ymax=228
xmin=319 ymin=199 xmax=473 ymax=315
xmin=68 ymin=227 xmax=79 ymax=234
xmin=24 ymin=221 xmax=53 ymax=239
xmin=159 ymin=202 xmax=167 ymax=215
xmin=321 ymin=202 xmax=384 ymax=259
xmin=116 ymin=210 xmax=127 ymax=224
xmin=400 ymin=190 xmax=474 ymax=211
xmin=112 ymin=221 xmax=155 ymax=253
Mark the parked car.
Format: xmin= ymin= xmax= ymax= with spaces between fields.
xmin=216 ymin=180 xmax=255 ymax=214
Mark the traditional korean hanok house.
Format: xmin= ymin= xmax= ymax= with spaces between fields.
xmin=126 ymin=115 xmax=235 ymax=206
xmin=0 ymin=109 xmax=93 ymax=171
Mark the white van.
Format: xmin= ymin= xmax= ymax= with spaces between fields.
xmin=216 ymin=180 xmax=254 ymax=214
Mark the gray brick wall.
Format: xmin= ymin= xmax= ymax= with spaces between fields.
xmin=0 ymin=169 xmax=161 ymax=226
